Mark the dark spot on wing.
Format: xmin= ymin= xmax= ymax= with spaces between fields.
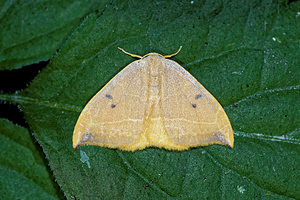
xmin=195 ymin=94 xmax=202 ymax=99
xmin=105 ymin=94 xmax=112 ymax=99
xmin=111 ymin=104 xmax=116 ymax=108
xmin=192 ymin=104 xmax=197 ymax=108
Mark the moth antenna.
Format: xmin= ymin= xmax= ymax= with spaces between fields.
xmin=163 ymin=46 xmax=182 ymax=58
xmin=118 ymin=47 xmax=143 ymax=59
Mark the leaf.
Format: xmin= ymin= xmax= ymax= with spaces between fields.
xmin=1 ymin=0 xmax=300 ymax=199
xmin=0 ymin=0 xmax=109 ymax=70
xmin=0 ymin=119 xmax=61 ymax=200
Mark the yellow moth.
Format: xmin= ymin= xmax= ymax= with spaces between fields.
xmin=73 ymin=47 xmax=234 ymax=151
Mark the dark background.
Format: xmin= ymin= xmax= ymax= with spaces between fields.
xmin=0 ymin=60 xmax=49 ymax=127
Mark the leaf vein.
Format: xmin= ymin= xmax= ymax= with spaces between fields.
xmin=116 ymin=150 xmax=172 ymax=197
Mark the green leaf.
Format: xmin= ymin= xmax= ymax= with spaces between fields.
xmin=1 ymin=0 xmax=300 ymax=199
xmin=0 ymin=119 xmax=61 ymax=200
xmin=0 ymin=0 xmax=109 ymax=70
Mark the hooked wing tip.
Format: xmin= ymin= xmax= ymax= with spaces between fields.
xmin=73 ymin=142 xmax=80 ymax=149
